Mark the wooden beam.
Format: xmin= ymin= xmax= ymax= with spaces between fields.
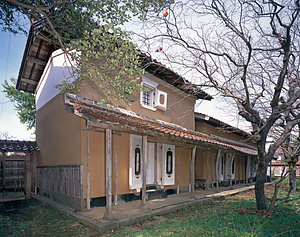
xmin=141 ymin=135 xmax=147 ymax=208
xmin=27 ymin=56 xmax=47 ymax=66
xmin=216 ymin=149 xmax=221 ymax=192
xmin=103 ymin=129 xmax=114 ymax=220
xmin=176 ymin=148 xmax=180 ymax=194
xmin=113 ymin=134 xmax=118 ymax=206
xmin=21 ymin=78 xmax=38 ymax=85
xmin=86 ymin=124 xmax=90 ymax=211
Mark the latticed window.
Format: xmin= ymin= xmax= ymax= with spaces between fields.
xmin=142 ymin=90 xmax=151 ymax=106
xmin=142 ymin=85 xmax=154 ymax=107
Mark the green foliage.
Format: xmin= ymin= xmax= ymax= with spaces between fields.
xmin=2 ymin=79 xmax=35 ymax=130
xmin=58 ymin=24 xmax=143 ymax=106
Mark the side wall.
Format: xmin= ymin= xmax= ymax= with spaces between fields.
xmin=36 ymin=94 xmax=84 ymax=209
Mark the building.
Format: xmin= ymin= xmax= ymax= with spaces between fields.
xmin=16 ymin=21 xmax=257 ymax=217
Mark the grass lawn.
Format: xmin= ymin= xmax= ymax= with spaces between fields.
xmin=108 ymin=179 xmax=300 ymax=237
xmin=0 ymin=199 xmax=98 ymax=236
xmin=1 ymin=179 xmax=300 ymax=236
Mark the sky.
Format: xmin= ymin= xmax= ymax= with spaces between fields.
xmin=0 ymin=30 xmax=35 ymax=140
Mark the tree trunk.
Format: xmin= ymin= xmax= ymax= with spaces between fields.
xmin=255 ymin=160 xmax=268 ymax=210
xmin=270 ymin=182 xmax=281 ymax=209
xmin=288 ymin=169 xmax=296 ymax=196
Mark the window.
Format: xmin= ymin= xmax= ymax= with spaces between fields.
xmin=142 ymin=85 xmax=155 ymax=107
xmin=140 ymin=76 xmax=167 ymax=111
xmin=135 ymin=147 xmax=141 ymax=175
xmin=166 ymin=149 xmax=173 ymax=176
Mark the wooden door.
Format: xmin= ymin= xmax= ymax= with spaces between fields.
xmin=0 ymin=156 xmax=26 ymax=202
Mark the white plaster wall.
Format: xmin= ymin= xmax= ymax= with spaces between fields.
xmin=35 ymin=49 xmax=76 ymax=110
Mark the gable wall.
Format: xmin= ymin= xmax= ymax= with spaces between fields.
xmin=36 ymin=93 xmax=82 ymax=166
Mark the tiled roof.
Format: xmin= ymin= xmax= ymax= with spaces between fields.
xmin=0 ymin=140 xmax=39 ymax=153
xmin=65 ymin=93 xmax=257 ymax=155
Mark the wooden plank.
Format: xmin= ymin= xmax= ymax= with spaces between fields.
xmin=142 ymin=135 xmax=147 ymax=208
xmin=86 ymin=125 xmax=91 ymax=210
xmin=113 ymin=134 xmax=118 ymax=206
xmin=21 ymin=78 xmax=38 ymax=86
xmin=26 ymin=56 xmax=47 ymax=66
xmin=26 ymin=172 xmax=31 ymax=198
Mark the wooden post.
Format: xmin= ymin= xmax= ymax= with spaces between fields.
xmin=154 ymin=143 xmax=157 ymax=185
xmin=216 ymin=150 xmax=221 ymax=192
xmin=103 ymin=129 xmax=114 ymax=220
xmin=206 ymin=152 xmax=209 ymax=189
xmin=238 ymin=155 xmax=241 ymax=184
xmin=246 ymin=156 xmax=249 ymax=186
xmin=113 ymin=134 xmax=118 ymax=206
xmin=86 ymin=124 xmax=91 ymax=211
xmin=141 ymin=135 xmax=147 ymax=208
xmin=191 ymin=146 xmax=196 ymax=196
xmin=25 ymin=153 xmax=31 ymax=198
xmin=32 ymin=152 xmax=37 ymax=195
xmin=176 ymin=148 xmax=180 ymax=194
xmin=211 ymin=152 xmax=214 ymax=188
xmin=189 ymin=149 xmax=192 ymax=192
xmin=230 ymin=154 xmax=235 ymax=190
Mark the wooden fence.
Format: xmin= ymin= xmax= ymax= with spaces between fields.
xmin=0 ymin=156 xmax=26 ymax=201
xmin=38 ymin=165 xmax=83 ymax=198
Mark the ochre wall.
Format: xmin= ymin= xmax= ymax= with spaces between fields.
xmin=77 ymin=77 xmax=196 ymax=130
xmin=36 ymin=94 xmax=82 ymax=166
xmin=195 ymin=122 xmax=254 ymax=146
xmin=195 ymin=149 xmax=247 ymax=184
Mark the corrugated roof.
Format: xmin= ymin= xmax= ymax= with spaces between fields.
xmin=65 ymin=93 xmax=257 ymax=155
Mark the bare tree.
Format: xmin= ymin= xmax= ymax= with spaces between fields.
xmin=0 ymin=131 xmax=15 ymax=140
xmin=137 ymin=0 xmax=300 ymax=209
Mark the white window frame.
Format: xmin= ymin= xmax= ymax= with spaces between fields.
xmin=140 ymin=76 xmax=167 ymax=111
